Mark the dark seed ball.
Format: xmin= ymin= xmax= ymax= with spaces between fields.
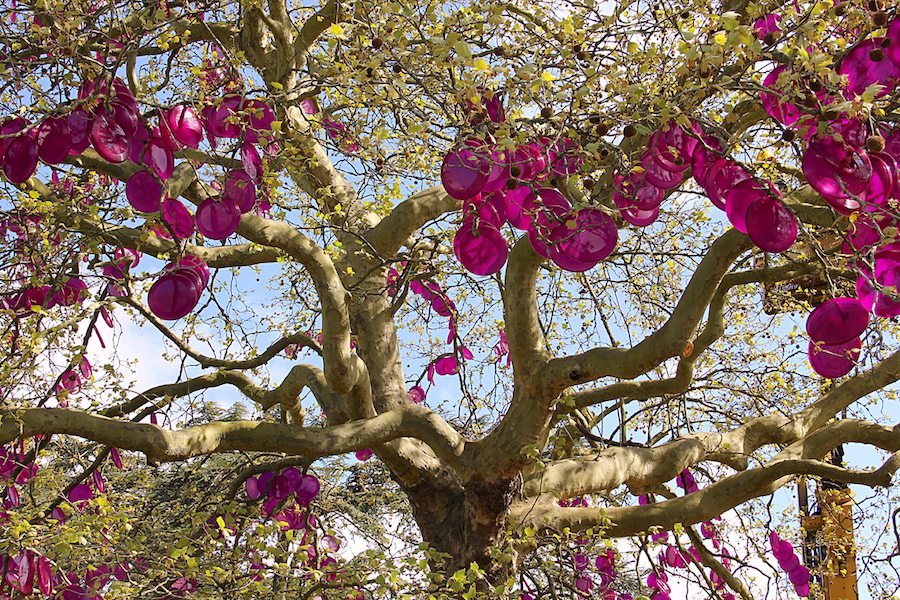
xmin=541 ymin=107 xmax=553 ymax=119
xmin=782 ymin=129 xmax=796 ymax=142
xmin=866 ymin=135 xmax=885 ymax=153
xmin=371 ymin=38 xmax=383 ymax=49
xmin=874 ymin=11 xmax=888 ymax=25
xmin=623 ymin=124 xmax=637 ymax=137
xmin=392 ymin=63 xmax=403 ymax=73
xmin=869 ymin=48 xmax=884 ymax=62
xmin=505 ymin=178 xmax=518 ymax=190
xmin=509 ymin=165 xmax=522 ymax=178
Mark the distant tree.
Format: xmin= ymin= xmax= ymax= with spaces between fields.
xmin=1 ymin=0 xmax=899 ymax=598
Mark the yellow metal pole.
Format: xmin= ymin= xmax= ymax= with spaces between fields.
xmin=817 ymin=488 xmax=858 ymax=600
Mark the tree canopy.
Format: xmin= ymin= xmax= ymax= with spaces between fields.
xmin=1 ymin=0 xmax=899 ymax=598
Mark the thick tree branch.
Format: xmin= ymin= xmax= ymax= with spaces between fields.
xmin=365 ymin=185 xmax=458 ymax=256
xmin=0 ymin=404 xmax=466 ymax=467
xmin=544 ymin=229 xmax=753 ymax=391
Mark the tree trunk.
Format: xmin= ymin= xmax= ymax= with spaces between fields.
xmin=405 ymin=477 xmax=519 ymax=577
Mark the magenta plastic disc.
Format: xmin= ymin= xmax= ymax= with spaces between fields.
xmin=36 ymin=117 xmax=72 ymax=164
xmin=90 ymin=112 xmax=129 ymax=163
xmin=206 ymin=96 xmax=243 ymax=139
xmin=109 ymin=101 xmax=139 ymax=137
xmin=297 ymin=474 xmax=320 ymax=506
xmin=481 ymin=148 xmax=510 ymax=194
xmin=641 ymin=153 xmax=684 ymax=189
xmin=175 ymin=255 xmax=210 ymax=288
xmin=144 ymin=137 xmax=174 ymax=180
xmin=808 ymin=337 xmax=861 ymax=378
xmin=760 ymin=66 xmax=801 ymax=126
xmin=196 ymin=198 xmax=241 ymax=240
xmin=548 ymin=137 xmax=583 ymax=177
xmin=241 ymin=141 xmax=263 ymax=183
xmin=161 ymin=198 xmax=195 ymax=239
xmin=690 ymin=139 xmax=723 ymax=185
xmin=550 ymin=208 xmax=618 ymax=263
xmin=858 ymin=271 xmax=900 ymax=318
xmin=724 ymin=180 xmax=766 ymax=233
xmin=2 ymin=135 xmax=39 ymax=184
xmin=462 ymin=195 xmax=504 ymax=229
xmin=839 ymin=39 xmax=900 ymax=98
xmin=802 ymin=137 xmax=872 ymax=202
xmin=547 ymin=244 xmax=598 ymax=272
xmin=441 ymin=144 xmax=489 ymax=200
xmin=627 ymin=174 xmax=665 ymax=210
xmin=128 ymin=123 xmax=150 ymax=163
xmin=245 ymin=99 xmax=275 ymax=144
xmin=614 ymin=189 xmax=660 ymax=226
xmin=163 ymin=105 xmax=203 ymax=149
xmin=806 ymin=298 xmax=868 ymax=346
xmin=223 ymin=170 xmax=256 ymax=213
xmin=125 ymin=170 xmax=164 ymax=213
xmin=67 ymin=108 xmax=91 ymax=155
xmin=504 ymin=186 xmax=534 ymax=230
xmin=707 ymin=162 xmax=751 ymax=210
xmin=865 ymin=152 xmax=896 ymax=207
xmin=453 ymin=221 xmax=509 ymax=276
xmin=147 ymin=272 xmax=201 ymax=320
xmin=245 ymin=476 xmax=261 ymax=500
xmin=745 ymin=195 xmax=797 ymax=253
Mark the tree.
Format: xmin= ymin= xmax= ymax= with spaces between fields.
xmin=0 ymin=0 xmax=899 ymax=597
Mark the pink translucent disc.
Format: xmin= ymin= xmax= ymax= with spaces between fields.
xmin=641 ymin=152 xmax=684 ymax=189
xmin=297 ymin=474 xmax=320 ymax=506
xmin=441 ymin=144 xmax=489 ymax=200
xmin=196 ymin=198 xmax=241 ymax=240
xmin=504 ymin=186 xmax=533 ymax=230
xmin=802 ymin=138 xmax=872 ymax=203
xmin=866 ymin=152 xmax=896 ymax=207
xmin=205 ymin=96 xmax=243 ymax=139
xmin=125 ymin=170 xmax=164 ymax=213
xmin=856 ymin=272 xmax=900 ymax=318
xmin=90 ymin=111 xmax=130 ymax=163
xmin=549 ymin=208 xmax=618 ymax=264
xmin=453 ymin=221 xmax=509 ymax=276
xmin=808 ymin=337 xmax=861 ymax=378
xmin=241 ymin=141 xmax=263 ymax=183
xmin=548 ymin=137 xmax=583 ymax=177
xmin=724 ymin=180 xmax=766 ymax=233
xmin=462 ymin=195 xmax=504 ymax=229
xmin=838 ymin=39 xmax=899 ymax=98
xmin=147 ymin=272 xmax=202 ymax=320
xmin=223 ymin=170 xmax=256 ymax=213
xmin=706 ymin=161 xmax=751 ymax=211
xmin=144 ymin=137 xmax=174 ymax=180
xmin=67 ymin=108 xmax=91 ymax=155
xmin=36 ymin=117 xmax=72 ymax=164
xmin=481 ymin=149 xmax=510 ymax=194
xmin=760 ymin=66 xmax=801 ymax=126
xmin=161 ymin=198 xmax=195 ymax=239
xmin=162 ymin=105 xmax=203 ymax=149
xmin=2 ymin=135 xmax=39 ymax=184
xmin=745 ymin=195 xmax=797 ymax=253
xmin=245 ymin=99 xmax=276 ymax=144
xmin=176 ymin=255 xmax=210 ymax=287
xmin=806 ymin=298 xmax=869 ymax=345
xmin=789 ymin=566 xmax=810 ymax=587
xmin=616 ymin=197 xmax=659 ymax=227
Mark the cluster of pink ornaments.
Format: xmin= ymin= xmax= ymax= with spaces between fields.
xmin=760 ymin=15 xmax=900 ymax=378
xmin=0 ymin=76 xmax=276 ymax=321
